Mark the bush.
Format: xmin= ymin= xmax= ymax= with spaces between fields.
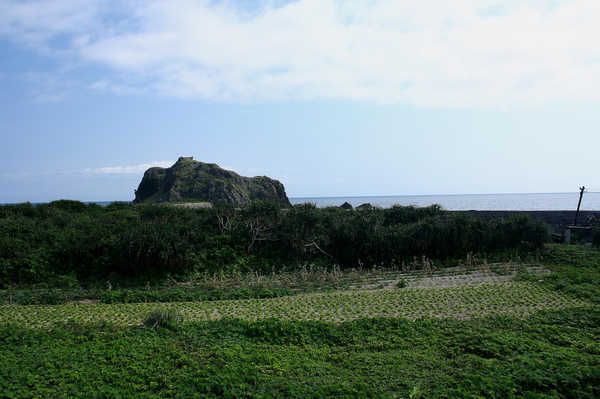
xmin=0 ymin=201 xmax=551 ymax=285
xmin=143 ymin=309 xmax=184 ymax=329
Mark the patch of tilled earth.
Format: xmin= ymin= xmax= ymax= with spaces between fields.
xmin=349 ymin=266 xmax=551 ymax=291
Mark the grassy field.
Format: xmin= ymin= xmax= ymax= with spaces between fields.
xmin=0 ymin=271 xmax=591 ymax=328
xmin=1 ymin=244 xmax=600 ymax=398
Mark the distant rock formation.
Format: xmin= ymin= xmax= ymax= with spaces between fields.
xmin=356 ymin=203 xmax=373 ymax=210
xmin=133 ymin=157 xmax=291 ymax=207
xmin=340 ymin=202 xmax=353 ymax=210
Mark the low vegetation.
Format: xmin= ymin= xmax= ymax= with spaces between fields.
xmin=1 ymin=201 xmax=599 ymax=397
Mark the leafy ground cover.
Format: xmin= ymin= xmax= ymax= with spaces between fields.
xmin=1 ymin=244 xmax=600 ymax=397
xmin=1 ymin=309 xmax=599 ymax=398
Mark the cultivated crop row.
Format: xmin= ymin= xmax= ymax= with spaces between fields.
xmin=0 ymin=281 xmax=591 ymax=329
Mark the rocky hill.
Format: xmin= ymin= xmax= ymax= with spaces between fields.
xmin=133 ymin=157 xmax=291 ymax=207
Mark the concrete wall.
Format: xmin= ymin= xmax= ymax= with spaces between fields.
xmin=456 ymin=210 xmax=600 ymax=241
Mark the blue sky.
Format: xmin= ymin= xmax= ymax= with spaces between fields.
xmin=1 ymin=0 xmax=600 ymax=203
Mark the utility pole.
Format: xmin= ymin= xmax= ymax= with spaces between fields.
xmin=573 ymin=186 xmax=585 ymax=226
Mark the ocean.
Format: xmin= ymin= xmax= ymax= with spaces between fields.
xmin=289 ymin=192 xmax=600 ymax=211
xmin=4 ymin=192 xmax=600 ymax=211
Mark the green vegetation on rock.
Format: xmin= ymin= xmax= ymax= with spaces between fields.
xmin=133 ymin=157 xmax=291 ymax=207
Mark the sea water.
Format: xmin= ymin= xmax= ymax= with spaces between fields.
xmin=5 ymin=192 xmax=600 ymax=211
xmin=289 ymin=192 xmax=600 ymax=211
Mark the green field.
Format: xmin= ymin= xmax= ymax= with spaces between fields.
xmin=2 ymin=253 xmax=600 ymax=398
xmin=1 ymin=200 xmax=600 ymax=397
xmin=0 ymin=278 xmax=591 ymax=328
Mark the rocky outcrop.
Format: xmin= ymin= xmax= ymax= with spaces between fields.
xmin=340 ymin=202 xmax=353 ymax=210
xmin=133 ymin=157 xmax=291 ymax=207
xmin=356 ymin=203 xmax=373 ymax=210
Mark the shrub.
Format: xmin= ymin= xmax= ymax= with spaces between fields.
xmin=143 ymin=309 xmax=184 ymax=329
xmin=0 ymin=201 xmax=551 ymax=285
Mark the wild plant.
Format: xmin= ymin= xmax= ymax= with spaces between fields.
xmin=480 ymin=260 xmax=491 ymax=276
xmin=143 ymin=309 xmax=184 ymax=329
xmin=419 ymin=256 xmax=435 ymax=275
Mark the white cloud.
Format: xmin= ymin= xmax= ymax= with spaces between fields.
xmin=0 ymin=172 xmax=35 ymax=180
xmin=0 ymin=0 xmax=109 ymax=54
xmin=2 ymin=0 xmax=600 ymax=106
xmin=82 ymin=161 xmax=174 ymax=175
